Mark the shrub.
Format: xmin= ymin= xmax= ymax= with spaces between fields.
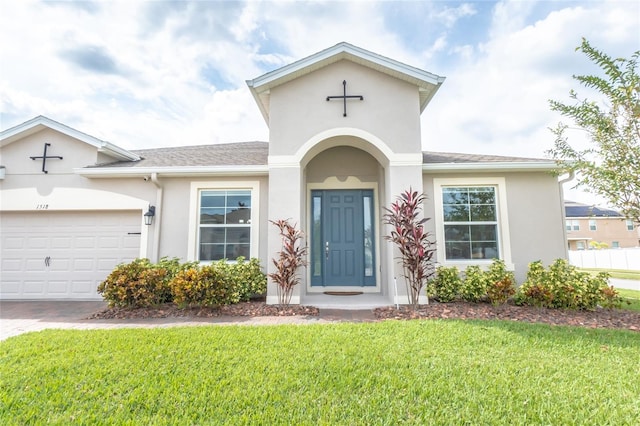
xmin=430 ymin=266 xmax=462 ymax=302
xmin=485 ymin=260 xmax=516 ymax=305
xmin=461 ymin=266 xmax=488 ymax=302
xmin=383 ymin=189 xmax=437 ymax=308
xmin=170 ymin=264 xmax=235 ymax=307
xmin=98 ymin=258 xmax=169 ymax=308
xmin=170 ymin=259 xmax=267 ymax=307
xmin=516 ymin=259 xmax=613 ymax=310
xmin=599 ymin=285 xmax=623 ymax=309
xmin=229 ymin=257 xmax=267 ymax=301
xmin=268 ymin=219 xmax=307 ymax=306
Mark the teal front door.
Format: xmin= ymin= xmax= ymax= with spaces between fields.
xmin=310 ymin=189 xmax=376 ymax=287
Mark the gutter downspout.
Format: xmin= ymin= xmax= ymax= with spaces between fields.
xmin=558 ymin=170 xmax=575 ymax=258
xmin=151 ymin=172 xmax=163 ymax=262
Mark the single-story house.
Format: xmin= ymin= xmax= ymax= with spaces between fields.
xmin=565 ymin=201 xmax=639 ymax=250
xmin=0 ymin=42 xmax=567 ymax=306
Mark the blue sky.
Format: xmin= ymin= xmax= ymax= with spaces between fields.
xmin=1 ymin=0 xmax=638 ymax=204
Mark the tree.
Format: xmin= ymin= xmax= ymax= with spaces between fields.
xmin=548 ymin=38 xmax=640 ymax=224
xmin=382 ymin=188 xmax=437 ymax=309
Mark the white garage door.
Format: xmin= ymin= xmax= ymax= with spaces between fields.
xmin=0 ymin=211 xmax=142 ymax=300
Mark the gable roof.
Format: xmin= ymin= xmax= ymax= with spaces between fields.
xmin=0 ymin=115 xmax=140 ymax=162
xmin=564 ymin=201 xmax=624 ymax=218
xmin=247 ymin=42 xmax=446 ymax=123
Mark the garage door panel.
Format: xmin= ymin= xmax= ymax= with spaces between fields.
xmin=51 ymin=237 xmax=73 ymax=249
xmin=1 ymin=211 xmax=142 ymax=300
xmin=75 ymin=236 xmax=96 ymax=248
xmin=27 ymin=237 xmax=48 ymax=249
xmin=23 ymin=281 xmax=46 ymax=295
xmin=48 ymin=281 xmax=69 ymax=294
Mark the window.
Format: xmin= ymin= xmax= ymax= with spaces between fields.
xmin=442 ymin=186 xmax=498 ymax=260
xmin=589 ymin=219 xmax=597 ymax=231
xmin=612 ymin=241 xmax=620 ymax=248
xmin=198 ymin=190 xmax=251 ymax=261
xmin=188 ymin=181 xmax=259 ymax=262
xmin=566 ymin=220 xmax=580 ymax=231
xmin=627 ymin=220 xmax=635 ymax=231
xmin=576 ymin=241 xmax=586 ymax=250
xmin=434 ymin=178 xmax=512 ymax=268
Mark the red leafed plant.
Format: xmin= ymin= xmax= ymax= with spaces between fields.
xmin=383 ymin=188 xmax=437 ymax=309
xmin=268 ymin=219 xmax=308 ymax=306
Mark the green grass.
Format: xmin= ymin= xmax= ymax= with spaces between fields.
xmin=578 ymin=267 xmax=640 ymax=280
xmin=2 ymin=321 xmax=639 ymax=425
xmin=618 ymin=288 xmax=640 ymax=312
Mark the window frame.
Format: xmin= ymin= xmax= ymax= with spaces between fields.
xmin=626 ymin=219 xmax=635 ymax=231
xmin=589 ymin=219 xmax=597 ymax=231
xmin=188 ymin=181 xmax=260 ymax=263
xmin=433 ymin=177 xmax=513 ymax=269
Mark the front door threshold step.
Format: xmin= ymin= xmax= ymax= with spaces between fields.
xmin=323 ymin=291 xmax=364 ymax=296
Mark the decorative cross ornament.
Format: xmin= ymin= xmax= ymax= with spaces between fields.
xmin=326 ymin=80 xmax=364 ymax=117
xmin=30 ymin=143 xmax=63 ymax=174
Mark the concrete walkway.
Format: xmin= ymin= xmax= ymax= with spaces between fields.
xmin=610 ymin=278 xmax=640 ymax=291
xmin=0 ymin=301 xmax=377 ymax=341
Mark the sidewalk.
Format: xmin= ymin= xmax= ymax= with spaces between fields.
xmin=0 ymin=301 xmax=377 ymax=341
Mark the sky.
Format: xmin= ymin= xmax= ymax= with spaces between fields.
xmin=1 ymin=0 xmax=638 ymax=205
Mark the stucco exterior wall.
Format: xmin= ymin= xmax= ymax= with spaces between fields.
xmin=268 ymin=60 xmax=422 ymax=156
xmin=423 ymin=171 xmax=566 ymax=283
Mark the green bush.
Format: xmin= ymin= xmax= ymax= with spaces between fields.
xmin=485 ymin=260 xmax=516 ymax=305
xmin=229 ymin=257 xmax=267 ymax=301
xmin=98 ymin=258 xmax=169 ymax=308
xmin=461 ymin=265 xmax=488 ymax=302
xmin=169 ymin=259 xmax=267 ymax=307
xmin=516 ymin=259 xmax=613 ymax=310
xmin=430 ymin=266 xmax=462 ymax=302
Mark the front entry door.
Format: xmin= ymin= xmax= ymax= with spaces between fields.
xmin=310 ymin=189 xmax=376 ymax=287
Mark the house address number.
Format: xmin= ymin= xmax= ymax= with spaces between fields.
xmin=36 ymin=204 xmax=49 ymax=210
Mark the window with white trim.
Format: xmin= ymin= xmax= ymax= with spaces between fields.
xmin=442 ymin=186 xmax=499 ymax=260
xmin=589 ymin=219 xmax=597 ymax=231
xmin=434 ymin=178 xmax=512 ymax=268
xmin=198 ymin=189 xmax=252 ymax=261
xmin=566 ymin=220 xmax=580 ymax=231
xmin=626 ymin=220 xmax=635 ymax=231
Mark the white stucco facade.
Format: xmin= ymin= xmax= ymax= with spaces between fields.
xmin=0 ymin=42 xmax=566 ymax=303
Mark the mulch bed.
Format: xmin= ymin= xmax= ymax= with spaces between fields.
xmin=87 ymin=301 xmax=320 ymax=320
xmin=88 ymin=300 xmax=639 ymax=332
xmin=373 ymin=302 xmax=640 ymax=332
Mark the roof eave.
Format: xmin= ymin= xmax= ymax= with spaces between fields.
xmin=422 ymin=161 xmax=560 ymax=173
xmin=1 ymin=115 xmax=140 ymax=161
xmin=75 ymin=165 xmax=269 ymax=178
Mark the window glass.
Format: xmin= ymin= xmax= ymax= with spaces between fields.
xmin=626 ymin=220 xmax=634 ymax=231
xmin=363 ymin=195 xmax=374 ymax=277
xmin=199 ymin=190 xmax=251 ymax=261
xmin=442 ymin=187 xmax=499 ymax=261
xmin=589 ymin=219 xmax=597 ymax=231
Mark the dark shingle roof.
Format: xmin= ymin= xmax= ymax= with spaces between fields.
xmin=423 ymin=151 xmax=550 ymax=163
xmin=564 ymin=201 xmax=623 ymax=218
xmin=90 ymin=141 xmax=269 ymax=168
xmin=87 ymin=143 xmax=551 ymax=170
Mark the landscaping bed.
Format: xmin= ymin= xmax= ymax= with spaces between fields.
xmin=88 ymin=298 xmax=640 ymax=331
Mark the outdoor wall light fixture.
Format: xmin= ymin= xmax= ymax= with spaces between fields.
xmin=144 ymin=205 xmax=156 ymax=226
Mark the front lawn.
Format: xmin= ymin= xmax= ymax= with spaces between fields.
xmin=618 ymin=288 xmax=640 ymax=312
xmin=1 ymin=321 xmax=638 ymax=425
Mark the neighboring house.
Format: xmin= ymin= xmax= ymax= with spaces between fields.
xmin=0 ymin=42 xmax=567 ymax=305
xmin=565 ymin=201 xmax=639 ymax=250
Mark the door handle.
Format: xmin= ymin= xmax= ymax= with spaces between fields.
xmin=325 ymin=241 xmax=329 ymax=260
xmin=45 ymin=256 xmax=51 ymax=267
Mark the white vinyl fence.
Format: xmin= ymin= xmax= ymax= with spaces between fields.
xmin=568 ymin=248 xmax=640 ymax=271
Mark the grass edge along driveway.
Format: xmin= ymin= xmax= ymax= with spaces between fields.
xmin=1 ymin=320 xmax=639 ymax=425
